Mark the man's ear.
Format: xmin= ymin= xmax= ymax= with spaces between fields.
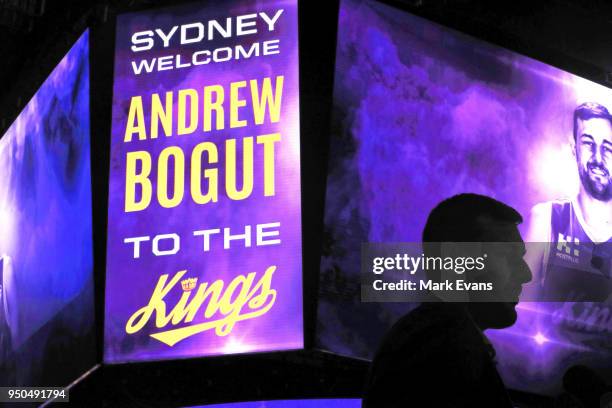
xmin=569 ymin=136 xmax=576 ymax=159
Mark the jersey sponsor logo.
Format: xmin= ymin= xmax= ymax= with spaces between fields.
xmin=556 ymin=233 xmax=580 ymax=263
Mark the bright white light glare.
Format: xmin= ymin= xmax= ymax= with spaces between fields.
xmin=571 ymin=76 xmax=612 ymax=110
xmin=222 ymin=338 xmax=254 ymax=354
xmin=0 ymin=205 xmax=15 ymax=251
xmin=533 ymin=332 xmax=549 ymax=346
xmin=530 ymin=144 xmax=578 ymax=199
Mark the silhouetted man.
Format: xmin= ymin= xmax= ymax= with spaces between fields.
xmin=363 ymin=193 xmax=532 ymax=408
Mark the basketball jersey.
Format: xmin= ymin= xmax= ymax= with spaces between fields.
xmin=544 ymin=199 xmax=612 ymax=353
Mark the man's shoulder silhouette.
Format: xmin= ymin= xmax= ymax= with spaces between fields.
xmin=363 ymin=302 xmax=512 ymax=408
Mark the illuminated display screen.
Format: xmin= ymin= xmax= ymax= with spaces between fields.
xmin=104 ymin=0 xmax=302 ymax=362
xmin=189 ymin=400 xmax=360 ymax=408
xmin=0 ymin=31 xmax=94 ymax=386
xmin=319 ymin=0 xmax=612 ymax=395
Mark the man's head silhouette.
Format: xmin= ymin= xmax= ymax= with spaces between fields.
xmin=422 ymin=193 xmax=532 ymax=329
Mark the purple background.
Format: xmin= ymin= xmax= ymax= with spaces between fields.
xmin=105 ymin=0 xmax=302 ymax=362
xmin=318 ymin=0 xmax=612 ymax=395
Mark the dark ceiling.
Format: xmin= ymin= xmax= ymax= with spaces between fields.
xmin=1 ymin=0 xmax=612 ymax=130
xmin=410 ymin=0 xmax=612 ymax=71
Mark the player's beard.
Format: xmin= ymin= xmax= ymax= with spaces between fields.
xmin=579 ymin=160 xmax=612 ymax=201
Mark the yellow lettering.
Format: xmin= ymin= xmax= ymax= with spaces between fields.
xmin=151 ymin=91 xmax=173 ymax=138
xmin=203 ymin=85 xmax=225 ymax=131
xmin=125 ymin=271 xmax=187 ymax=334
xmin=191 ymin=141 xmax=218 ymax=204
xmin=125 ymin=150 xmax=152 ymax=212
xmin=124 ymin=96 xmax=146 ymax=142
xmin=157 ymin=146 xmax=185 ymax=208
xmin=177 ymin=89 xmax=198 ymax=135
xmin=251 ymin=76 xmax=283 ymax=125
xmin=225 ymin=137 xmax=254 ymax=200
xmin=229 ymin=81 xmax=247 ymax=128
xmin=257 ymin=133 xmax=281 ymax=197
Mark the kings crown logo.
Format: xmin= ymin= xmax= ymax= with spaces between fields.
xmin=181 ymin=277 xmax=198 ymax=291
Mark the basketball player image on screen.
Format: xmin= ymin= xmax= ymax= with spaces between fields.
xmin=525 ymin=102 xmax=612 ymax=302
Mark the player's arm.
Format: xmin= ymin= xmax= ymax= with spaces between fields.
xmin=522 ymin=202 xmax=552 ymax=292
